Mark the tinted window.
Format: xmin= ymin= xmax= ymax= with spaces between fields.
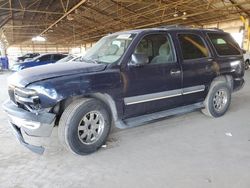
xmin=208 ymin=33 xmax=241 ymax=56
xmin=53 ymin=54 xmax=65 ymax=61
xmin=134 ymin=34 xmax=175 ymax=64
xmin=38 ymin=55 xmax=51 ymax=62
xmin=178 ymin=34 xmax=209 ymax=60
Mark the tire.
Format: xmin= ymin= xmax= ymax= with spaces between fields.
xmin=58 ymin=98 xmax=111 ymax=155
xmin=245 ymin=60 xmax=249 ymax=70
xmin=202 ymin=82 xmax=231 ymax=118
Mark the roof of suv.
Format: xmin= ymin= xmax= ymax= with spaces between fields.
xmin=113 ymin=25 xmax=225 ymax=35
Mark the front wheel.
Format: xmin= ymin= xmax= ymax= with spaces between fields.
xmin=202 ymin=82 xmax=231 ymax=118
xmin=245 ymin=60 xmax=249 ymax=70
xmin=58 ymin=98 xmax=111 ymax=155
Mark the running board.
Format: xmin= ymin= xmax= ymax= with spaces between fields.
xmin=119 ymin=102 xmax=204 ymax=129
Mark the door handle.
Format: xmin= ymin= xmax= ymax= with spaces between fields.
xmin=170 ymin=69 xmax=181 ymax=75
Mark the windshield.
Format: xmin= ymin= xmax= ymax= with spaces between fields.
xmin=56 ymin=55 xmax=76 ymax=63
xmin=84 ymin=33 xmax=136 ymax=64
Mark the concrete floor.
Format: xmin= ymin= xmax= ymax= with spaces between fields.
xmin=0 ymin=71 xmax=250 ymax=188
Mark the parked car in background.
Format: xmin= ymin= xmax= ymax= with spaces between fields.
xmin=243 ymin=49 xmax=250 ymax=70
xmin=3 ymin=26 xmax=245 ymax=155
xmin=56 ymin=54 xmax=88 ymax=64
xmin=16 ymin=53 xmax=40 ymax=62
xmin=56 ymin=54 xmax=79 ymax=63
xmin=11 ymin=53 xmax=67 ymax=71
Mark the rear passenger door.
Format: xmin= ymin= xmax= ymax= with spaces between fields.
xmin=176 ymin=32 xmax=216 ymax=105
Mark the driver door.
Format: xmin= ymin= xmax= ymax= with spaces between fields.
xmin=121 ymin=33 xmax=183 ymax=118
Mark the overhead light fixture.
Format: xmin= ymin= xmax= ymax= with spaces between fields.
xmin=182 ymin=12 xmax=187 ymax=20
xmin=75 ymin=9 xmax=80 ymax=14
xmin=173 ymin=8 xmax=179 ymax=17
xmin=32 ymin=36 xmax=46 ymax=42
xmin=174 ymin=13 xmax=179 ymax=17
xmin=67 ymin=14 xmax=74 ymax=21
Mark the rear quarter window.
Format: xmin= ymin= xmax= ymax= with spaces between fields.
xmin=207 ymin=33 xmax=241 ymax=56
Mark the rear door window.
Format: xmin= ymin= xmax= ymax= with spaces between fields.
xmin=207 ymin=33 xmax=241 ymax=56
xmin=178 ymin=33 xmax=210 ymax=60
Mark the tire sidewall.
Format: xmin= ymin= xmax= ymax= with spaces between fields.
xmin=207 ymin=83 xmax=231 ymax=117
xmin=66 ymin=99 xmax=111 ymax=155
xmin=245 ymin=60 xmax=249 ymax=70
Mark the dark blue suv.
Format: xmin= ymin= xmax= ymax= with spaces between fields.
xmin=3 ymin=26 xmax=245 ymax=155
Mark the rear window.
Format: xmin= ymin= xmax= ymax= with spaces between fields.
xmin=208 ymin=33 xmax=241 ymax=56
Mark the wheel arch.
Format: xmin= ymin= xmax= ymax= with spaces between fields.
xmin=53 ymin=93 xmax=124 ymax=128
xmin=209 ymin=74 xmax=233 ymax=91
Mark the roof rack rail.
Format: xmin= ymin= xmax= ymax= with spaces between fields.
xmin=158 ymin=24 xmax=188 ymax=29
xmin=206 ymin=27 xmax=224 ymax=31
xmin=158 ymin=25 xmax=200 ymax=29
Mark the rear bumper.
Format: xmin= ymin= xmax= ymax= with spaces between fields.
xmin=2 ymin=100 xmax=56 ymax=154
xmin=233 ymin=77 xmax=245 ymax=92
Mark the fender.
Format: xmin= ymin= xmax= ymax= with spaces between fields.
xmin=27 ymin=69 xmax=124 ymax=119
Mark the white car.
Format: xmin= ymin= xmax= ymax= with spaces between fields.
xmin=243 ymin=49 xmax=250 ymax=70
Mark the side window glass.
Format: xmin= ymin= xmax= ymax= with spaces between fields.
xmin=207 ymin=33 xmax=241 ymax=56
xmin=178 ymin=34 xmax=209 ymax=60
xmin=38 ymin=55 xmax=51 ymax=62
xmin=53 ymin=55 xmax=63 ymax=61
xmin=134 ymin=34 xmax=175 ymax=65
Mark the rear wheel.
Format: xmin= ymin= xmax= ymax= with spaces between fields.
xmin=58 ymin=98 xmax=111 ymax=155
xmin=202 ymin=82 xmax=231 ymax=118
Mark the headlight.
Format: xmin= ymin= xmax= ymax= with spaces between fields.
xmin=14 ymin=87 xmax=39 ymax=105
xmin=14 ymin=87 xmax=37 ymax=96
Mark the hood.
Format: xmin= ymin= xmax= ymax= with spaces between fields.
xmin=8 ymin=62 xmax=107 ymax=87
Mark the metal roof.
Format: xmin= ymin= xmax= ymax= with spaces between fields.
xmin=0 ymin=0 xmax=249 ymax=46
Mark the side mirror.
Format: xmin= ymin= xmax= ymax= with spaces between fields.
xmin=242 ymin=49 xmax=246 ymax=54
xmin=129 ymin=53 xmax=149 ymax=67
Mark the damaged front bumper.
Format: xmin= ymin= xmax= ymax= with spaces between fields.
xmin=2 ymin=100 xmax=56 ymax=154
xmin=233 ymin=77 xmax=245 ymax=92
